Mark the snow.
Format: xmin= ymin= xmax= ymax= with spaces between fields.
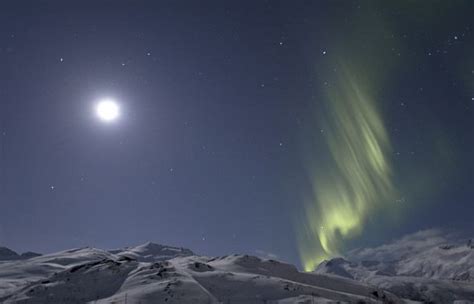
xmin=0 ymin=244 xmax=398 ymax=303
xmin=0 ymin=231 xmax=472 ymax=303
xmin=108 ymin=242 xmax=194 ymax=262
xmin=315 ymin=229 xmax=474 ymax=303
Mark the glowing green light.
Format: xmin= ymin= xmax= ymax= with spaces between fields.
xmin=299 ymin=66 xmax=395 ymax=271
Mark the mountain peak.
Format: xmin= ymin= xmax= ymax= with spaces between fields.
xmin=0 ymin=246 xmax=41 ymax=261
xmin=109 ymin=242 xmax=194 ymax=262
xmin=0 ymin=246 xmax=19 ymax=260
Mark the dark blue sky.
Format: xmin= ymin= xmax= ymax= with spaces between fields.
xmin=0 ymin=1 xmax=472 ymax=268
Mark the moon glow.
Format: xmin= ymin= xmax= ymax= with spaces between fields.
xmin=96 ymin=99 xmax=120 ymax=122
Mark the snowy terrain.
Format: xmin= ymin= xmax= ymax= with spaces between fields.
xmin=0 ymin=230 xmax=472 ymax=303
xmin=0 ymin=243 xmax=398 ymax=303
xmin=315 ymin=229 xmax=474 ymax=303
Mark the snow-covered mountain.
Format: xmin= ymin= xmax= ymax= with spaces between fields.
xmin=108 ymin=242 xmax=194 ymax=262
xmin=315 ymin=229 xmax=474 ymax=303
xmin=0 ymin=243 xmax=398 ymax=303
xmin=0 ymin=231 xmax=473 ymax=303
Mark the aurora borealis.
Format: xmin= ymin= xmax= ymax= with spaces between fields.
xmin=299 ymin=65 xmax=396 ymax=271
xmin=0 ymin=1 xmax=472 ymax=272
xmin=297 ymin=2 xmax=473 ymax=271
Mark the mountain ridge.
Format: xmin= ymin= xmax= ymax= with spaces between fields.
xmin=315 ymin=229 xmax=474 ymax=302
xmin=1 ymin=231 xmax=473 ymax=303
xmin=0 ymin=242 xmax=398 ymax=303
xmin=0 ymin=247 xmax=41 ymax=261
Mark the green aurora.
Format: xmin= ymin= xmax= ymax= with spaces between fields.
xmin=297 ymin=1 xmax=471 ymax=271
xmin=299 ymin=66 xmax=397 ymax=271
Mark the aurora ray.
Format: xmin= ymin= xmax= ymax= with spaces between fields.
xmin=299 ymin=66 xmax=396 ymax=272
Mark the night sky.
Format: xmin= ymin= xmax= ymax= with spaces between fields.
xmin=0 ymin=1 xmax=473 ymax=269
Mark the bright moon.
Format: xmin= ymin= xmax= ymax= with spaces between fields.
xmin=96 ymin=99 xmax=120 ymax=122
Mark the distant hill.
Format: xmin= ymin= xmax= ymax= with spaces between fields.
xmin=0 ymin=247 xmax=41 ymax=261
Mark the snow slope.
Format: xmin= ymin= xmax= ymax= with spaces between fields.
xmin=0 ymin=243 xmax=399 ymax=304
xmin=315 ymin=230 xmax=474 ymax=303
xmin=1 ymin=231 xmax=473 ymax=303
xmin=108 ymin=242 xmax=194 ymax=262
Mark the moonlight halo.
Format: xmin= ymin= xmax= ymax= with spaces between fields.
xmin=96 ymin=99 xmax=120 ymax=122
